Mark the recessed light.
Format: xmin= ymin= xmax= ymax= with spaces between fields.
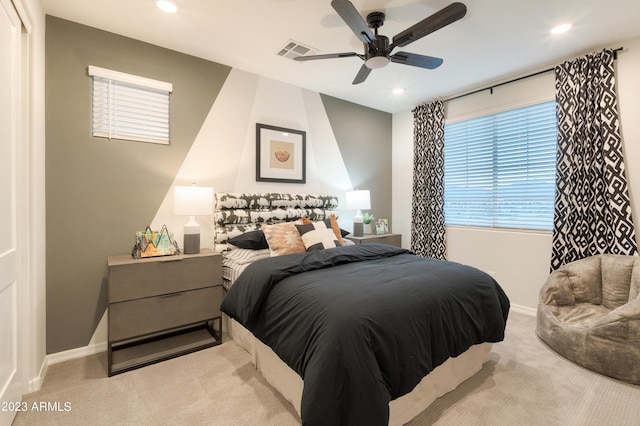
xmin=157 ymin=0 xmax=178 ymax=13
xmin=392 ymin=88 xmax=405 ymax=94
xmin=551 ymin=23 xmax=571 ymax=35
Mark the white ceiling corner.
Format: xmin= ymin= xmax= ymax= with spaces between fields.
xmin=42 ymin=0 xmax=640 ymax=114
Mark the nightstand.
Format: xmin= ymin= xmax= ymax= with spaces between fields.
xmin=345 ymin=233 xmax=402 ymax=247
xmin=107 ymin=248 xmax=222 ymax=376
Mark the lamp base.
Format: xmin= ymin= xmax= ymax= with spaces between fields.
xmin=353 ymin=223 xmax=363 ymax=237
xmin=183 ymin=233 xmax=200 ymax=254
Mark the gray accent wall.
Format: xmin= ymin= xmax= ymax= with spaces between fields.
xmin=45 ymin=17 xmax=231 ymax=353
xmin=321 ymin=94 xmax=393 ymax=225
xmin=45 ymin=17 xmax=393 ymax=354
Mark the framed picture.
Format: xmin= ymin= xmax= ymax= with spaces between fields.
xmin=375 ymin=218 xmax=389 ymax=235
xmin=256 ymin=123 xmax=306 ymax=183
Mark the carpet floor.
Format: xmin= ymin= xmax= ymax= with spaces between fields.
xmin=13 ymin=311 xmax=640 ymax=425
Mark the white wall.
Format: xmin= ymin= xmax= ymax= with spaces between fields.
xmin=150 ymin=70 xmax=355 ymax=246
xmin=393 ymin=36 xmax=640 ymax=312
xmin=16 ymin=0 xmax=46 ymax=392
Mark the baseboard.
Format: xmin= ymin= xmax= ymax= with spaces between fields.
xmin=29 ymin=311 xmax=108 ymax=393
xmin=510 ymin=303 xmax=536 ymax=317
xmin=47 ymin=309 xmax=108 ymax=365
xmin=28 ymin=359 xmax=47 ymax=393
xmin=45 ymin=340 xmax=108 ymax=366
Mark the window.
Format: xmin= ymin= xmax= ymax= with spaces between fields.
xmin=444 ymin=100 xmax=557 ymax=231
xmin=88 ymin=66 xmax=172 ymax=144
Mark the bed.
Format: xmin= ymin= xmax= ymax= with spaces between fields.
xmin=214 ymin=193 xmax=510 ymax=426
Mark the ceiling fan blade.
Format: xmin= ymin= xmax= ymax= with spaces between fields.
xmin=390 ymin=52 xmax=443 ymax=69
xmin=331 ymin=0 xmax=376 ymax=44
xmin=294 ymin=52 xmax=361 ymax=61
xmin=352 ymin=64 xmax=372 ymax=85
xmin=392 ymin=2 xmax=467 ymax=48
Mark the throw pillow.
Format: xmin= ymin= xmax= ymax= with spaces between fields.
xmin=301 ymin=214 xmax=345 ymax=246
xmin=296 ymin=222 xmax=341 ymax=251
xmin=261 ymin=222 xmax=307 ymax=256
xmin=227 ymin=230 xmax=269 ymax=250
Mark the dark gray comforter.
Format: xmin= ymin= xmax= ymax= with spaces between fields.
xmin=221 ymin=244 xmax=509 ymax=426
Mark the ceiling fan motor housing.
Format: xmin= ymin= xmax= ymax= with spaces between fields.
xmin=364 ymin=35 xmax=390 ymax=69
xmin=366 ymin=11 xmax=386 ymax=29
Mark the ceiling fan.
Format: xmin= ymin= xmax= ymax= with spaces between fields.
xmin=294 ymin=0 xmax=467 ymax=84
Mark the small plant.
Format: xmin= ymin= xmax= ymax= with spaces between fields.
xmin=362 ymin=212 xmax=375 ymax=224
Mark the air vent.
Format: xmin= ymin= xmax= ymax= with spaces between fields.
xmin=277 ymin=40 xmax=319 ymax=60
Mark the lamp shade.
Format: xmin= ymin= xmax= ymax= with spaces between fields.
xmin=346 ymin=190 xmax=371 ymax=211
xmin=173 ymin=185 xmax=214 ymax=216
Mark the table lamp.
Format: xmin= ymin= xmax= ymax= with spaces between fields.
xmin=173 ymin=185 xmax=213 ymax=254
xmin=346 ymin=190 xmax=370 ymax=237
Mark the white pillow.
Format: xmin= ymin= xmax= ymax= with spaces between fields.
xmin=296 ymin=223 xmax=340 ymax=251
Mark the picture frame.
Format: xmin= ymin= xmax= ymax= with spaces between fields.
xmin=375 ymin=218 xmax=389 ymax=235
xmin=256 ymin=123 xmax=306 ymax=183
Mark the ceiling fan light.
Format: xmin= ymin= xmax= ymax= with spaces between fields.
xmin=551 ymin=23 xmax=571 ymax=34
xmin=157 ymin=0 xmax=178 ymax=13
xmin=365 ymin=56 xmax=390 ymax=69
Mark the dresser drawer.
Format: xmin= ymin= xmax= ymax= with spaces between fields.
xmin=109 ymin=286 xmax=223 ymax=342
xmin=372 ymin=234 xmax=401 ymax=247
xmin=109 ymin=254 xmax=220 ymax=302
xmin=345 ymin=233 xmax=402 ymax=247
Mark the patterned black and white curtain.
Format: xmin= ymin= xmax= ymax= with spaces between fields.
xmin=551 ymin=49 xmax=638 ymax=270
xmin=411 ymin=100 xmax=446 ymax=259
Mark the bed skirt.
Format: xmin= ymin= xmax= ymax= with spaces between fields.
xmin=227 ymin=316 xmax=491 ymax=425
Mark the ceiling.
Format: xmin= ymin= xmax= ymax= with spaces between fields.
xmin=41 ymin=0 xmax=640 ymax=113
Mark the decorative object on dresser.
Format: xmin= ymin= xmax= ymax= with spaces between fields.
xmin=346 ymin=189 xmax=371 ymax=237
xmin=107 ymin=248 xmax=222 ymax=376
xmin=362 ymin=212 xmax=375 ymax=234
xmin=345 ymin=232 xmax=401 ymax=247
xmin=131 ymin=224 xmax=180 ymax=258
xmin=173 ymin=184 xmax=214 ymax=254
xmin=375 ymin=218 xmax=389 ymax=235
xmin=256 ymin=123 xmax=306 ymax=183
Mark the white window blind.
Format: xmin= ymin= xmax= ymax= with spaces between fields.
xmin=88 ymin=66 xmax=172 ymax=144
xmin=444 ymin=100 xmax=557 ymax=231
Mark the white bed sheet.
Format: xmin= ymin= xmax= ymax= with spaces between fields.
xmin=227 ymin=316 xmax=491 ymax=426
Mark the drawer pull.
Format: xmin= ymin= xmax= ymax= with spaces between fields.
xmin=159 ymin=257 xmax=183 ymax=262
xmin=160 ymin=292 xmax=183 ymax=298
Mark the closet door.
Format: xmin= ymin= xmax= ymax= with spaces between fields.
xmin=0 ymin=0 xmax=23 ymax=424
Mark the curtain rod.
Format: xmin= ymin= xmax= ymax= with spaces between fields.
xmin=443 ymin=47 xmax=623 ymax=103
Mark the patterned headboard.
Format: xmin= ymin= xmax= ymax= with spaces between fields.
xmin=214 ymin=193 xmax=339 ymax=251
